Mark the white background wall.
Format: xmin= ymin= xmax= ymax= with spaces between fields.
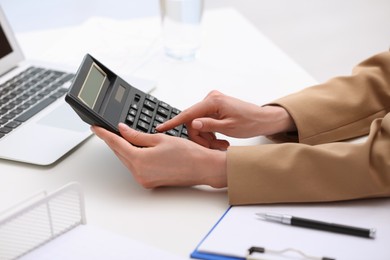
xmin=207 ymin=0 xmax=390 ymax=82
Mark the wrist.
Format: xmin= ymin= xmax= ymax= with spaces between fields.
xmin=200 ymin=149 xmax=227 ymax=188
xmin=258 ymin=105 xmax=297 ymax=135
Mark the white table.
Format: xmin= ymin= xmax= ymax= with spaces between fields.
xmin=0 ymin=2 xmax=317 ymax=258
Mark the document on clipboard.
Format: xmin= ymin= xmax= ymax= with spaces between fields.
xmin=191 ymin=199 xmax=390 ymax=260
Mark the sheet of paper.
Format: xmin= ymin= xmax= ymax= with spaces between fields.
xmin=16 ymin=16 xmax=162 ymax=74
xmin=21 ymin=224 xmax=186 ymax=260
xmin=194 ymin=199 xmax=390 ymax=260
xmin=16 ymin=16 xmax=161 ymax=93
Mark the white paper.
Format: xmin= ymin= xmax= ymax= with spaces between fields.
xmin=196 ymin=199 xmax=390 ymax=260
xmin=16 ymin=16 xmax=160 ymax=93
xmin=21 ymin=224 xmax=186 ymax=260
xmin=16 ymin=16 xmax=162 ymax=74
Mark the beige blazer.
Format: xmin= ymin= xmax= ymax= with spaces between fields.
xmin=227 ymin=51 xmax=390 ymax=205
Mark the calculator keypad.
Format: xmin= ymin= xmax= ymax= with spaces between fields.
xmin=125 ymin=94 xmax=188 ymax=139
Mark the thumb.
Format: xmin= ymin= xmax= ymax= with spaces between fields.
xmin=118 ymin=123 xmax=159 ymax=147
xmin=192 ymin=118 xmax=225 ymax=133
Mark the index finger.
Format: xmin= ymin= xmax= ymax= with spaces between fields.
xmin=157 ymin=99 xmax=216 ymax=132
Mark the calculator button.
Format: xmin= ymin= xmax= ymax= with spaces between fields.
xmin=166 ymin=129 xmax=178 ymax=136
xmin=128 ymin=108 xmax=137 ymax=117
xmin=181 ymin=127 xmax=188 ymax=136
xmin=157 ymin=106 xmax=169 ymax=117
xmin=141 ymin=108 xmax=153 ymax=117
xmin=146 ymin=94 xmax=158 ymax=103
xmin=134 ymin=94 xmax=141 ymax=103
xmin=126 ymin=115 xmax=135 ymax=124
xmin=171 ymin=108 xmax=180 ymax=115
xmin=155 ymin=115 xmax=166 ymax=123
xmin=130 ymin=103 xmax=138 ymax=110
xmin=144 ymin=100 xmax=156 ymax=110
xmin=159 ymin=101 xmax=170 ymax=109
xmin=137 ymin=121 xmax=149 ymax=132
xmin=139 ymin=114 xmax=152 ymax=124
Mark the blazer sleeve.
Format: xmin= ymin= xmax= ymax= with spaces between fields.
xmin=269 ymin=51 xmax=390 ymax=145
xmin=227 ymin=51 xmax=390 ymax=205
xmin=227 ymin=113 xmax=390 ymax=205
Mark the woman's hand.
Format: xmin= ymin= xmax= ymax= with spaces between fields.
xmin=92 ymin=123 xmax=227 ymax=189
xmin=156 ymin=90 xmax=296 ymax=148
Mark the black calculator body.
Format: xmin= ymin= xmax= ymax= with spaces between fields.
xmin=65 ymin=54 xmax=188 ymax=139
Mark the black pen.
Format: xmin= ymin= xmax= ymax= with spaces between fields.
xmin=256 ymin=212 xmax=376 ymax=239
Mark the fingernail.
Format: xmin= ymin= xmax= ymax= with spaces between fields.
xmin=90 ymin=126 xmax=95 ymax=133
xmin=118 ymin=123 xmax=130 ymax=132
xmin=192 ymin=120 xmax=203 ymax=129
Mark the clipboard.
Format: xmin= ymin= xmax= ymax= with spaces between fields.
xmin=191 ymin=199 xmax=390 ymax=260
xmin=191 ymin=207 xmax=237 ymax=260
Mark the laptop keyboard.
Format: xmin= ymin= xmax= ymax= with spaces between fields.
xmin=0 ymin=66 xmax=74 ymax=139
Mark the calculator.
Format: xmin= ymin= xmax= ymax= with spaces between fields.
xmin=65 ymin=54 xmax=188 ymax=139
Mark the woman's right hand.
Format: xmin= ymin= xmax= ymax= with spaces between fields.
xmin=156 ymin=90 xmax=296 ymax=149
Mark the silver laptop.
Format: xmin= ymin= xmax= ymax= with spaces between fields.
xmin=0 ymin=6 xmax=92 ymax=165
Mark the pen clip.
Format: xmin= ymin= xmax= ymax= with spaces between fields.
xmin=246 ymin=246 xmax=335 ymax=260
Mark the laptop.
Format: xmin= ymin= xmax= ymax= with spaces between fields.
xmin=0 ymin=6 xmax=92 ymax=165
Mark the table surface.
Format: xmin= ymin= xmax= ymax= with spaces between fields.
xmin=0 ymin=1 xmax=317 ymax=258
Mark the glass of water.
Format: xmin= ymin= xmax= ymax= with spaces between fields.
xmin=160 ymin=0 xmax=204 ymax=61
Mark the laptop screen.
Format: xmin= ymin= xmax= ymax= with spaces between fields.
xmin=0 ymin=5 xmax=24 ymax=76
xmin=0 ymin=24 xmax=13 ymax=58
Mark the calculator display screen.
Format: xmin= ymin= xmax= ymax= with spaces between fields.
xmin=78 ymin=63 xmax=107 ymax=109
